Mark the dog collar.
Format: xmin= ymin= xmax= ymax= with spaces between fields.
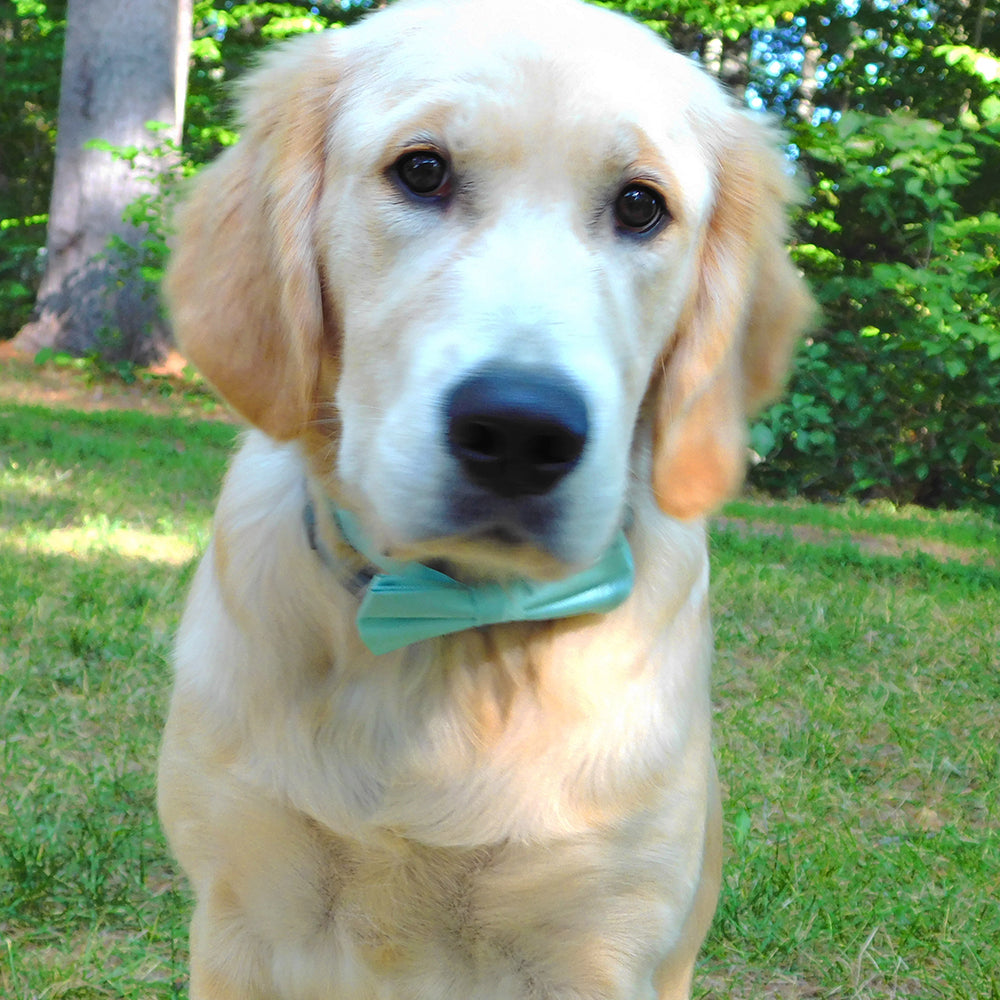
xmin=307 ymin=501 xmax=635 ymax=655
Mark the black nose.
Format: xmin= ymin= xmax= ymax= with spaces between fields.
xmin=446 ymin=367 xmax=588 ymax=498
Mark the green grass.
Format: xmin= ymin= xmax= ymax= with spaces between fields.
xmin=1 ymin=399 xmax=998 ymax=998
xmin=703 ymin=524 xmax=1000 ymax=998
xmin=1 ymin=403 xmax=236 ymax=999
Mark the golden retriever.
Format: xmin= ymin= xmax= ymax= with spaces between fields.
xmin=158 ymin=0 xmax=813 ymax=997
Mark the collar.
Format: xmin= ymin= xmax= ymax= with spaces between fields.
xmin=305 ymin=500 xmax=635 ymax=655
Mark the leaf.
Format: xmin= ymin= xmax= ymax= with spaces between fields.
xmin=191 ymin=36 xmax=221 ymax=62
xmin=981 ymin=95 xmax=1000 ymax=123
xmin=749 ymin=422 xmax=777 ymax=458
xmin=731 ymin=810 xmax=753 ymax=848
xmin=935 ymin=44 xmax=1000 ymax=83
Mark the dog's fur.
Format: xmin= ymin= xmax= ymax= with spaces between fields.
xmin=158 ymin=1 xmax=813 ymax=997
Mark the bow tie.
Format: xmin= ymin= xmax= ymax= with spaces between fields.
xmin=332 ymin=508 xmax=635 ymax=656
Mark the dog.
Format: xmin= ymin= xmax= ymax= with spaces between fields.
xmin=158 ymin=1 xmax=813 ymax=997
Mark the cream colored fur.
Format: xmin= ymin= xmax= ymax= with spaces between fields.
xmin=158 ymin=1 xmax=813 ymax=997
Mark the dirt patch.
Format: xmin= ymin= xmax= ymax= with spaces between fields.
xmin=714 ymin=515 xmax=994 ymax=569
xmin=0 ymin=342 xmax=234 ymax=423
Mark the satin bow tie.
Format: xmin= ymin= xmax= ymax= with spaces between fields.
xmin=332 ymin=508 xmax=635 ymax=656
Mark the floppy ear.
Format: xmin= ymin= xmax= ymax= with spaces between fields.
xmin=164 ymin=33 xmax=340 ymax=439
xmin=651 ymin=111 xmax=814 ymax=520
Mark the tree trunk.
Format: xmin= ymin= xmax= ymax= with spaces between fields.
xmin=796 ymin=33 xmax=822 ymax=123
xmin=701 ymin=34 xmax=750 ymax=100
xmin=14 ymin=0 xmax=192 ymax=363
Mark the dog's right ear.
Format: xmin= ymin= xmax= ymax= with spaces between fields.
xmin=164 ymin=33 xmax=340 ymax=439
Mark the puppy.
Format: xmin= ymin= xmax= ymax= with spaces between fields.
xmin=158 ymin=1 xmax=813 ymax=997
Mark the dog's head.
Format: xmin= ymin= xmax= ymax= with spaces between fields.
xmin=166 ymin=0 xmax=813 ymax=577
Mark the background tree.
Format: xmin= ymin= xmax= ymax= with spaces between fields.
xmin=11 ymin=0 xmax=193 ymax=363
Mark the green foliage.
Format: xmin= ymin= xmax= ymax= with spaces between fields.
xmin=0 ymin=0 xmax=65 ymax=338
xmin=750 ymin=109 xmax=1000 ymax=509
xmin=742 ymin=0 xmax=1000 ymax=510
xmin=0 ymin=0 xmax=63 ymax=219
xmin=0 ymin=214 xmax=47 ymax=337
xmin=785 ymin=0 xmax=994 ymax=123
xmin=184 ymin=2 xmax=353 ymax=162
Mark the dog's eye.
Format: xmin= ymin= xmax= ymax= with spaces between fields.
xmin=394 ymin=150 xmax=451 ymax=199
xmin=614 ymin=183 xmax=668 ymax=234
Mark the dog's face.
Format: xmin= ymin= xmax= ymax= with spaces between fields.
xmin=167 ymin=0 xmax=812 ymax=577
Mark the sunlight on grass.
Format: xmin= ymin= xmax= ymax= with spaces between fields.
xmin=9 ymin=523 xmax=202 ymax=566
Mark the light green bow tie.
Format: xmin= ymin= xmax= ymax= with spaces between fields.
xmin=334 ymin=509 xmax=635 ymax=656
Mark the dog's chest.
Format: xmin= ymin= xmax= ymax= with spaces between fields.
xmin=275 ymin=825 xmax=667 ymax=1000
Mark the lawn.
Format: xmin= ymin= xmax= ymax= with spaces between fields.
xmin=1 ymin=363 xmax=997 ymax=999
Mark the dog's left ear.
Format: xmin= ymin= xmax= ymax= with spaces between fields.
xmin=651 ymin=111 xmax=815 ymax=520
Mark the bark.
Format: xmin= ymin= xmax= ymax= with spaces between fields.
xmin=796 ymin=32 xmax=823 ymax=123
xmin=14 ymin=0 xmax=192 ymax=363
xmin=701 ymin=34 xmax=751 ymax=100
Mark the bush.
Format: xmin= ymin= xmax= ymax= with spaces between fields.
xmin=750 ymin=112 xmax=1000 ymax=510
xmin=0 ymin=216 xmax=48 ymax=339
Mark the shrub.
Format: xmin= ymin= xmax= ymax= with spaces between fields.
xmin=750 ymin=112 xmax=1000 ymax=510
